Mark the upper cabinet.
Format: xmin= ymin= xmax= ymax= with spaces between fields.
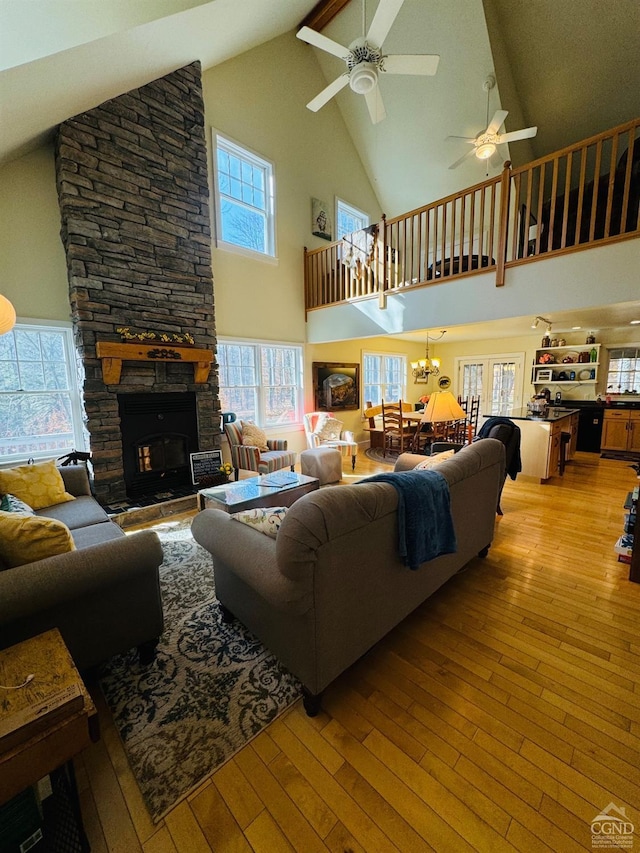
xmin=532 ymin=343 xmax=600 ymax=386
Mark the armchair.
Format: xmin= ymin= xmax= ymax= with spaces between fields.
xmin=303 ymin=412 xmax=359 ymax=471
xmin=224 ymin=420 xmax=297 ymax=480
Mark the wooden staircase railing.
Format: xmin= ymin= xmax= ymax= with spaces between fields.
xmin=304 ymin=117 xmax=640 ymax=311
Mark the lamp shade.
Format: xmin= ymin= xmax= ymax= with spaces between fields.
xmin=0 ymin=295 xmax=16 ymax=335
xmin=421 ymin=391 xmax=466 ymax=423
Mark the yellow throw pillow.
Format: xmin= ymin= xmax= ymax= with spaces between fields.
xmin=0 ymin=460 xmax=75 ymax=510
xmin=0 ymin=511 xmax=76 ymax=568
xmin=241 ymin=422 xmax=269 ymax=452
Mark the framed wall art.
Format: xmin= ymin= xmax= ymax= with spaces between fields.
xmin=313 ymin=362 xmax=359 ymax=410
xmin=311 ymin=197 xmax=332 ymax=241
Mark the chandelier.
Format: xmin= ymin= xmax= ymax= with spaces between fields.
xmin=411 ymin=330 xmax=446 ymax=383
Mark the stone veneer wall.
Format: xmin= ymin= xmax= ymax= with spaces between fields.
xmin=55 ymin=62 xmax=218 ymax=505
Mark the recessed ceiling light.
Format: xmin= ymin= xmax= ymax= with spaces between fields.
xmin=630 ymin=320 xmax=640 ymax=325
xmin=571 ymin=326 xmax=582 ymax=330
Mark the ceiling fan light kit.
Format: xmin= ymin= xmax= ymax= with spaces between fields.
xmin=297 ymin=0 xmax=439 ymax=124
xmin=448 ymin=73 xmax=538 ymax=169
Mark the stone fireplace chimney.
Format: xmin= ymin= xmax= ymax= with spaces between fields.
xmin=55 ymin=62 xmax=218 ymax=506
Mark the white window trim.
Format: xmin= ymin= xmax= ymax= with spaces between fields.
xmin=454 ymin=351 xmax=525 ymax=416
xmin=335 ymin=197 xmax=370 ymax=240
xmin=362 ymin=349 xmax=408 ymax=408
xmin=0 ymin=318 xmax=86 ymax=466
xmin=217 ymin=337 xmax=304 ymax=430
xmin=211 ymin=129 xmax=277 ymax=263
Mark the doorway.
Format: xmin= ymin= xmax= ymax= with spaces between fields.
xmin=455 ymin=353 xmax=524 ymax=417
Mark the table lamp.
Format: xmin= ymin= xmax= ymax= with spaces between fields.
xmin=421 ymin=391 xmax=466 ymax=424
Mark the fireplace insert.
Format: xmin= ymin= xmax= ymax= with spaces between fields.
xmin=118 ymin=392 xmax=199 ymax=498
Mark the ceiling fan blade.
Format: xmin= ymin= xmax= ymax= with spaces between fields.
xmin=497 ymin=126 xmax=538 ymax=143
xmin=448 ymin=148 xmax=476 ymax=170
xmin=365 ymin=86 xmax=386 ymax=124
xmin=306 ymin=74 xmax=350 ymax=112
xmin=296 ymin=26 xmax=349 ymax=59
xmin=446 ymin=135 xmax=476 ymax=142
xmin=367 ymin=0 xmax=405 ymax=47
xmin=383 ymin=54 xmax=440 ymax=76
xmin=485 ymin=109 xmax=509 ymax=135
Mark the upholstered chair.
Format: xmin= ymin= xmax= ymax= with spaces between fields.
xmin=224 ymin=421 xmax=297 ymax=481
xmin=303 ymin=412 xmax=359 ymax=470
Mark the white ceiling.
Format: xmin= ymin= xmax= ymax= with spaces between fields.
xmin=1 ymin=0 xmax=638 ymax=340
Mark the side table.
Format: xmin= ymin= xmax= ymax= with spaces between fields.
xmin=0 ymin=629 xmax=99 ymax=849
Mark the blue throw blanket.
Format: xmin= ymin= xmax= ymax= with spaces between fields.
xmin=362 ymin=469 xmax=457 ymax=570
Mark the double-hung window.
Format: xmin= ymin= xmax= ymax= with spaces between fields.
xmin=336 ymin=199 xmax=369 ymax=240
xmin=363 ymin=351 xmax=406 ymax=406
xmin=218 ymin=340 xmax=303 ymax=427
xmin=606 ymin=347 xmax=640 ymax=394
xmin=0 ymin=322 xmax=86 ymax=463
xmin=213 ymin=133 xmax=276 ymax=258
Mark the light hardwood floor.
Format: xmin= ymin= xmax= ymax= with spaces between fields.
xmin=76 ymin=452 xmax=640 ymax=852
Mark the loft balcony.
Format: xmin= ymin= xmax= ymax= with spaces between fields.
xmin=304 ymin=118 xmax=640 ymax=333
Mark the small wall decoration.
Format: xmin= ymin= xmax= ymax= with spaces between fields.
xmin=311 ymin=198 xmax=332 ymax=241
xmin=313 ymin=362 xmax=359 ymax=410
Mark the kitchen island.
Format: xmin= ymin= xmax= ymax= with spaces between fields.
xmin=484 ymin=407 xmax=579 ymax=482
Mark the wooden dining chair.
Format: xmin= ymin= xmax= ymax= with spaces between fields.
xmin=381 ymin=399 xmax=417 ymax=456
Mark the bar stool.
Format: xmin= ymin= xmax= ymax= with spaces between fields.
xmin=558 ymin=431 xmax=571 ymax=475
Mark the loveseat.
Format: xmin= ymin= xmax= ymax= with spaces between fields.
xmin=192 ymin=439 xmax=505 ymax=714
xmin=0 ymin=463 xmax=164 ymax=670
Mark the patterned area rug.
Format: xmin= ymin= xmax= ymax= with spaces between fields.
xmin=364 ymin=446 xmax=399 ymax=465
xmin=98 ymin=524 xmax=300 ymax=821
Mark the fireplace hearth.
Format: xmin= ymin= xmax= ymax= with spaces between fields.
xmin=119 ymin=393 xmax=199 ymax=499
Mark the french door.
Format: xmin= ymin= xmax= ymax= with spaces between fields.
xmin=456 ymin=353 xmax=524 ymax=417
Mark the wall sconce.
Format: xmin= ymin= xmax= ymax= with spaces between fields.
xmin=0 ymin=295 xmax=16 ymax=335
xmin=411 ymin=330 xmax=446 ymax=383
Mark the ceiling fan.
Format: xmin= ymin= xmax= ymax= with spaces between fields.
xmin=296 ymin=0 xmax=439 ymax=125
xmin=448 ymin=75 xmax=537 ymax=169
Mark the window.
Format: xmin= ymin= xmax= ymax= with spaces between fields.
xmin=456 ymin=353 xmax=524 ymax=416
xmin=606 ymin=348 xmax=640 ymax=394
xmin=0 ymin=322 xmax=86 ymax=463
xmin=213 ymin=133 xmax=275 ymax=258
xmin=363 ymin=352 xmax=406 ymax=406
xmin=218 ymin=341 xmax=303 ymax=427
xmin=336 ymin=199 xmax=369 ymax=240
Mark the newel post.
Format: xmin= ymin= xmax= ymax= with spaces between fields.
xmin=495 ymin=160 xmax=512 ymax=287
xmin=378 ymin=213 xmax=387 ymax=309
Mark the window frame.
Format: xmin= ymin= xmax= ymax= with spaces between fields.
xmin=606 ymin=346 xmax=640 ymax=394
xmin=217 ymin=338 xmax=304 ymax=429
xmin=212 ymin=130 xmax=277 ymax=262
xmin=362 ymin=350 xmax=407 ymax=407
xmin=336 ymin=198 xmax=370 ymax=241
xmin=0 ymin=319 xmax=87 ymax=465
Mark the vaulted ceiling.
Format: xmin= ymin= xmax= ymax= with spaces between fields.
xmin=1 ymin=0 xmax=638 ymax=338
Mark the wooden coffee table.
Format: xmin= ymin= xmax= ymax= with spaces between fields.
xmin=197 ymin=471 xmax=319 ymax=513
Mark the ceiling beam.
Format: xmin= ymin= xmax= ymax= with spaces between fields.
xmin=299 ymin=0 xmax=352 ymax=31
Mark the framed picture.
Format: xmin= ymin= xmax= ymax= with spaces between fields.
xmin=313 ymin=362 xmax=359 ymax=410
xmin=311 ymin=198 xmax=332 ymax=241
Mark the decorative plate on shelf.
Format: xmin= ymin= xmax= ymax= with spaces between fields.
xmin=561 ymin=351 xmax=579 ymax=364
xmin=578 ymin=368 xmax=593 ymax=381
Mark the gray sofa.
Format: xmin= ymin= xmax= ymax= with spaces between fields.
xmin=192 ymin=439 xmax=505 ymax=714
xmin=0 ymin=464 xmax=164 ymax=670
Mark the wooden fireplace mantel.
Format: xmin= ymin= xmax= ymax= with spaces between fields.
xmin=96 ymin=341 xmax=214 ymax=384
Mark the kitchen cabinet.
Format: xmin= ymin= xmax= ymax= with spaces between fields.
xmin=602 ymin=410 xmax=640 ymax=452
xmin=532 ymin=343 xmax=600 ymax=387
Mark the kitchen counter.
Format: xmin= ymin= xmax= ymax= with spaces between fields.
xmin=482 ymin=408 xmax=579 ymax=482
xmin=505 ymin=406 xmax=579 ymax=423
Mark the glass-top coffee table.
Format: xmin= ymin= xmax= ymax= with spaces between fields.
xmin=197 ymin=471 xmax=319 ymax=513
